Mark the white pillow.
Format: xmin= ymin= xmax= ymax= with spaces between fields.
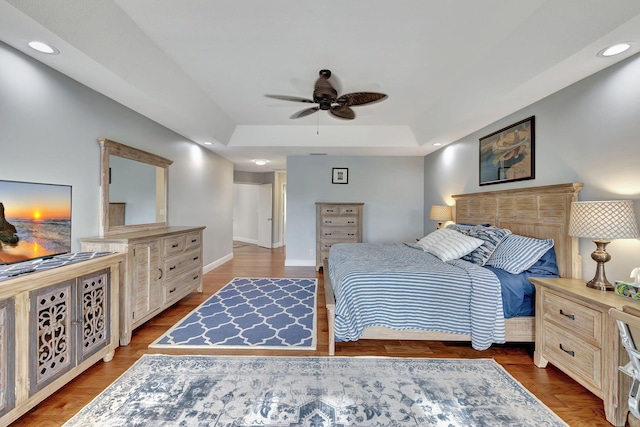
xmin=415 ymin=228 xmax=452 ymax=251
xmin=424 ymin=229 xmax=485 ymax=262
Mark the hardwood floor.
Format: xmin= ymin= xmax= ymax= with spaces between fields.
xmin=9 ymin=243 xmax=631 ymax=426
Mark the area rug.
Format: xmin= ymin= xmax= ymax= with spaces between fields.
xmin=63 ymin=355 xmax=567 ymax=427
xmin=150 ymin=277 xmax=317 ymax=350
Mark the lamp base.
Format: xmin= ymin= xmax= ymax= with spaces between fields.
xmin=586 ymin=277 xmax=614 ymax=291
xmin=586 ymin=239 xmax=613 ymax=291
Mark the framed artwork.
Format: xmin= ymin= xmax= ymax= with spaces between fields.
xmin=332 ymin=168 xmax=348 ymax=184
xmin=479 ymin=116 xmax=535 ymax=186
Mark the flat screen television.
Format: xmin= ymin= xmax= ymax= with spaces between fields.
xmin=0 ymin=179 xmax=72 ymax=265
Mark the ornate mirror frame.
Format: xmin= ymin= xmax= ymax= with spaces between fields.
xmin=98 ymin=138 xmax=173 ymax=236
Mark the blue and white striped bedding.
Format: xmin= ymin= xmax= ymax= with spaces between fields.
xmin=328 ymin=242 xmax=506 ymax=350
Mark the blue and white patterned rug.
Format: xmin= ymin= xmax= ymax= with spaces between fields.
xmin=63 ymin=355 xmax=568 ymax=427
xmin=150 ymin=277 xmax=317 ymax=350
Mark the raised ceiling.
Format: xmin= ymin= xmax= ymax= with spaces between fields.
xmin=1 ymin=0 xmax=640 ymax=171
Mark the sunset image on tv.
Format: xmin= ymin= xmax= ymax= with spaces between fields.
xmin=0 ymin=180 xmax=72 ymax=265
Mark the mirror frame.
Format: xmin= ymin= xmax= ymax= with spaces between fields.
xmin=98 ymin=138 xmax=173 ymax=236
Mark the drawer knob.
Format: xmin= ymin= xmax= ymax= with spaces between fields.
xmin=169 ymin=287 xmax=177 ymax=294
xmin=191 ymin=239 xmax=197 ymax=243
xmin=559 ymin=343 xmax=575 ymax=357
xmin=169 ymin=266 xmax=177 ymax=271
xmin=559 ymin=309 xmax=575 ymax=320
xmin=193 ymin=256 xmax=199 ymax=261
xmin=172 ymin=243 xmax=179 ymax=248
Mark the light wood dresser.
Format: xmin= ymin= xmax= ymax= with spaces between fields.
xmin=531 ymin=277 xmax=633 ymax=426
xmin=0 ymin=252 xmax=123 ymax=426
xmin=315 ymin=202 xmax=363 ymax=271
xmin=80 ymin=226 xmax=204 ymax=345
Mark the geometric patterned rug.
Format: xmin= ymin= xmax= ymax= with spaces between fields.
xmin=62 ymin=355 xmax=568 ymax=427
xmin=149 ymin=277 xmax=317 ymax=350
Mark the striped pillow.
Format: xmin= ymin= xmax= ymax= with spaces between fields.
xmin=425 ymin=229 xmax=485 ymax=262
xmin=415 ymin=228 xmax=452 ymax=251
xmin=486 ymin=234 xmax=554 ymax=274
xmin=462 ymin=225 xmax=512 ymax=266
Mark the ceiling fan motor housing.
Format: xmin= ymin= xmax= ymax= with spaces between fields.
xmin=313 ymin=69 xmax=337 ymax=109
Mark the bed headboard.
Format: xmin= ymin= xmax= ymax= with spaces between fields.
xmin=452 ymin=183 xmax=583 ymax=279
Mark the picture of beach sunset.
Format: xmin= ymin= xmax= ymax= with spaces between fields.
xmin=0 ymin=180 xmax=72 ymax=265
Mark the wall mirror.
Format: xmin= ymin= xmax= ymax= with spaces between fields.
xmin=98 ymin=138 xmax=173 ymax=235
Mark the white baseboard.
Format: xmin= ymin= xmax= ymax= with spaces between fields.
xmin=204 ymin=252 xmax=233 ymax=274
xmin=284 ymin=258 xmax=315 ymax=267
xmin=233 ymin=237 xmax=258 ymax=245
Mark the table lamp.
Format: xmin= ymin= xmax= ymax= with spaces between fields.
xmin=430 ymin=205 xmax=452 ymax=230
xmin=568 ymin=200 xmax=640 ymax=291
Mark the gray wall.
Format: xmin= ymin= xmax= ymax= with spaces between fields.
xmin=0 ymin=41 xmax=234 ymax=269
xmin=286 ymin=155 xmax=424 ymax=265
xmin=424 ymin=52 xmax=640 ymax=283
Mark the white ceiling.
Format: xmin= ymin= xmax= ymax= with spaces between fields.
xmin=2 ymin=0 xmax=640 ymax=172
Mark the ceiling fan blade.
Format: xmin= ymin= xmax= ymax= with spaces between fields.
xmin=265 ymin=94 xmax=315 ymax=103
xmin=330 ymin=105 xmax=355 ymax=120
xmin=337 ymin=92 xmax=387 ymax=106
xmin=290 ymin=106 xmax=320 ymax=119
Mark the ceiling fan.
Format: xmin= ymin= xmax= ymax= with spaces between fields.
xmin=266 ymin=69 xmax=387 ymax=120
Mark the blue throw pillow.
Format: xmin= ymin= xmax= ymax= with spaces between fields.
xmin=486 ymin=234 xmax=554 ymax=274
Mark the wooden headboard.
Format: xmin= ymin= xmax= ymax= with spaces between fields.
xmin=452 ymin=183 xmax=583 ymax=279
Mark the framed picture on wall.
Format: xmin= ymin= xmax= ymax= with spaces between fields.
xmin=332 ymin=168 xmax=348 ymax=184
xmin=479 ymin=116 xmax=535 ymax=186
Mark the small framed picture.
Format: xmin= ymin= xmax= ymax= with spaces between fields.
xmin=332 ymin=168 xmax=348 ymax=184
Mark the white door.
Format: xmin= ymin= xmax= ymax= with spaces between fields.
xmin=258 ymin=183 xmax=273 ymax=248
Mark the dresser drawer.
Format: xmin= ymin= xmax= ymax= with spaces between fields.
xmin=163 ymin=248 xmax=202 ymax=281
xmin=339 ymin=206 xmax=359 ymax=215
xmin=185 ymin=232 xmax=201 ymax=249
xmin=542 ymin=291 xmax=602 ymax=346
xmin=163 ymin=235 xmax=186 ymax=257
xmin=320 ymin=238 xmax=359 ymax=252
xmin=321 ymin=216 xmax=359 ymax=227
xmin=320 ymin=228 xmax=359 ymax=239
xmin=164 ymin=270 xmax=201 ymax=304
xmin=542 ymin=322 xmax=602 ymax=393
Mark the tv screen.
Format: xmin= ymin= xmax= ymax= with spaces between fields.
xmin=0 ymin=179 xmax=72 ymax=265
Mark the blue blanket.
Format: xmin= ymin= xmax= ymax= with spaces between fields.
xmin=328 ymin=243 xmax=506 ymax=350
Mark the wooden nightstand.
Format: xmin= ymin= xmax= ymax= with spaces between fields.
xmin=530 ymin=277 xmax=634 ymax=426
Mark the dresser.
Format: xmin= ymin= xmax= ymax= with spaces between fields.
xmin=80 ymin=226 xmax=204 ymax=345
xmin=316 ymin=202 xmax=363 ymax=271
xmin=531 ymin=277 xmax=632 ymax=426
xmin=0 ymin=253 xmax=122 ymax=426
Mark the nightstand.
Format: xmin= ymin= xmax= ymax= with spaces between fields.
xmin=530 ymin=277 xmax=633 ymax=426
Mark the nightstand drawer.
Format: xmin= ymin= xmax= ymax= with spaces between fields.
xmin=542 ymin=322 xmax=602 ymax=393
xmin=543 ymin=291 xmax=602 ymax=346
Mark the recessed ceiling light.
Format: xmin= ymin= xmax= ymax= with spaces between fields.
xmin=203 ymin=141 xmax=213 ymax=145
xmin=433 ymin=142 xmax=443 ymax=147
xmin=28 ymin=41 xmax=59 ymax=55
xmin=598 ymin=42 xmax=632 ymax=57
xmin=253 ymin=159 xmax=268 ymax=166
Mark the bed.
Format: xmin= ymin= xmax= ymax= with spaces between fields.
xmin=324 ymin=182 xmax=583 ymax=355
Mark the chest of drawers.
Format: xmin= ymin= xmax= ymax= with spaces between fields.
xmin=316 ymin=202 xmax=363 ymax=271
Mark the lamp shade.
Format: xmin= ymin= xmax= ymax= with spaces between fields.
xmin=429 ymin=205 xmax=452 ymax=222
xmin=568 ymin=200 xmax=640 ymax=239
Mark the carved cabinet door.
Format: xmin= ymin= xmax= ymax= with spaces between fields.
xmin=0 ymin=298 xmax=15 ymax=417
xmin=29 ymin=269 xmax=110 ymax=395
xmin=29 ymin=280 xmax=75 ymax=394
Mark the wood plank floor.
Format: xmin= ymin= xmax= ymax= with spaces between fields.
xmin=9 ymin=243 xmax=631 ymax=426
